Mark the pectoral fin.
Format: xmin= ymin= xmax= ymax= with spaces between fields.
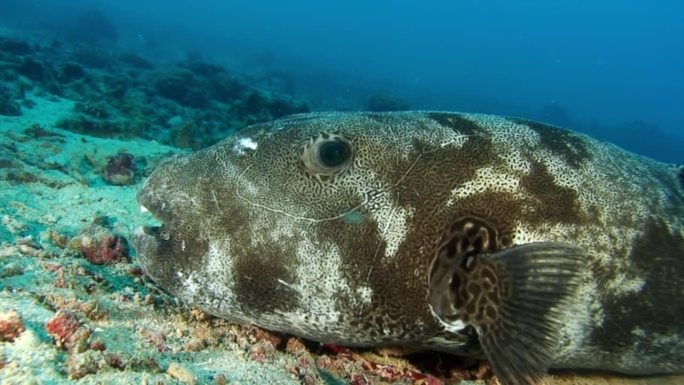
xmin=429 ymin=242 xmax=585 ymax=385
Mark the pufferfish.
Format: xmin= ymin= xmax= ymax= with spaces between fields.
xmin=133 ymin=111 xmax=684 ymax=385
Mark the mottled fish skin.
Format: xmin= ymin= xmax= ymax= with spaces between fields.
xmin=134 ymin=111 xmax=684 ymax=381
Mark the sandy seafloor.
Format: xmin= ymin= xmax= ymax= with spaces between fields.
xmin=1 ymin=78 xmax=683 ymax=385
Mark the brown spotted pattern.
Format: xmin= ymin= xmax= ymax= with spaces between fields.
xmin=427 ymin=217 xmax=503 ymax=334
xmin=509 ymin=117 xmax=592 ymax=168
xmin=135 ymin=111 xmax=684 ymax=376
xmin=430 ymin=217 xmax=500 ymax=284
xmin=453 ymin=256 xmax=503 ymax=329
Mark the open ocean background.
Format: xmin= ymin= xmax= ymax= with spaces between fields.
xmin=1 ymin=0 xmax=682 ymax=162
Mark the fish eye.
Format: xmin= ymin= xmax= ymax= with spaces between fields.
xmin=301 ymin=133 xmax=354 ymax=178
xmin=318 ymin=139 xmax=351 ymax=168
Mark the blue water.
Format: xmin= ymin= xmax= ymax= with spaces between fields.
xmin=1 ymin=0 xmax=682 ymax=162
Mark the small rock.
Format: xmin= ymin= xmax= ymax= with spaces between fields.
xmin=249 ymin=340 xmax=277 ymax=363
xmin=285 ymin=338 xmax=323 ymax=385
xmin=0 ymin=157 xmax=14 ymax=168
xmin=89 ymin=339 xmax=106 ymax=351
xmin=2 ymin=215 xmax=27 ymax=234
xmin=46 ymin=309 xmax=90 ymax=351
xmin=105 ymin=353 xmax=126 ymax=369
xmin=17 ymin=58 xmax=46 ymax=82
xmin=140 ymin=327 xmax=167 ymax=352
xmin=0 ymin=86 xmax=21 ymax=116
xmin=103 ymin=152 xmax=137 ymax=185
xmin=69 ymin=222 xmax=130 ymax=265
xmin=17 ymin=243 xmax=44 ymax=257
xmin=184 ymin=337 xmax=207 ymax=352
xmin=48 ymin=230 xmax=70 ymax=248
xmin=0 ymin=262 xmax=24 ymax=278
xmin=79 ymin=300 xmax=107 ymax=321
xmin=66 ymin=326 xmax=92 ymax=353
xmin=16 ymin=236 xmax=47 ymax=257
xmin=246 ymin=324 xmax=283 ymax=347
xmin=167 ymin=362 xmax=197 ymax=385
xmin=213 ymin=374 xmax=228 ymax=385
xmin=286 ymin=337 xmax=309 ymax=356
xmin=154 ymin=71 xmax=208 ymax=108
xmin=0 ymin=309 xmax=25 ymax=342
xmin=67 ymin=350 xmax=100 ymax=379
xmin=167 ymin=115 xmax=183 ymax=126
xmin=59 ymin=62 xmax=86 ymax=83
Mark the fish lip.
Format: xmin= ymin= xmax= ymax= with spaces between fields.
xmin=141 ymin=223 xmax=164 ymax=238
xmin=132 ymin=226 xmax=157 ymax=268
xmin=134 ymin=193 xmax=167 ymax=246
xmin=133 ymin=185 xmax=169 ymax=276
xmin=133 ymin=226 xmax=155 ymax=249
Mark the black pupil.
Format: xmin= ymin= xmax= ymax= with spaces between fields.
xmin=319 ymin=140 xmax=349 ymax=168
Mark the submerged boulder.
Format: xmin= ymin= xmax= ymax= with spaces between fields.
xmin=0 ymin=85 xmax=21 ymax=116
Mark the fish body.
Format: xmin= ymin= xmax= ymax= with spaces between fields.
xmin=134 ymin=111 xmax=684 ymax=384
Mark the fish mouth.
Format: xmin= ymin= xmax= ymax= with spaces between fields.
xmin=132 ymin=149 xmax=220 ymax=296
xmin=132 ymin=155 xmax=184 ymax=282
xmin=136 ymin=203 xmax=167 ymax=240
xmin=132 ymin=212 xmax=167 ymax=278
xmin=133 ymin=198 xmax=188 ymax=296
xmin=132 ymin=225 xmax=158 ymax=267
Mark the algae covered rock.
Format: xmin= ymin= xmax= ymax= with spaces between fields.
xmin=102 ymin=152 xmax=138 ymax=186
xmin=154 ymin=71 xmax=209 ymax=108
xmin=0 ymin=85 xmax=21 ymax=116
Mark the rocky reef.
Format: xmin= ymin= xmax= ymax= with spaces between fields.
xmin=0 ymin=34 xmax=309 ymax=151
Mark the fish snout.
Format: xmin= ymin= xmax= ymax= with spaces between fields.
xmin=133 ymin=153 xmax=214 ymax=294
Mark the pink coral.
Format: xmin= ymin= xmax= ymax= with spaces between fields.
xmin=70 ymin=221 xmax=130 ymax=265
xmin=46 ymin=310 xmax=81 ymax=348
xmin=0 ymin=310 xmax=25 ymax=342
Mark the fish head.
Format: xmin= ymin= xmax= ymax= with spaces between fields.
xmin=134 ymin=111 xmax=504 ymax=348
